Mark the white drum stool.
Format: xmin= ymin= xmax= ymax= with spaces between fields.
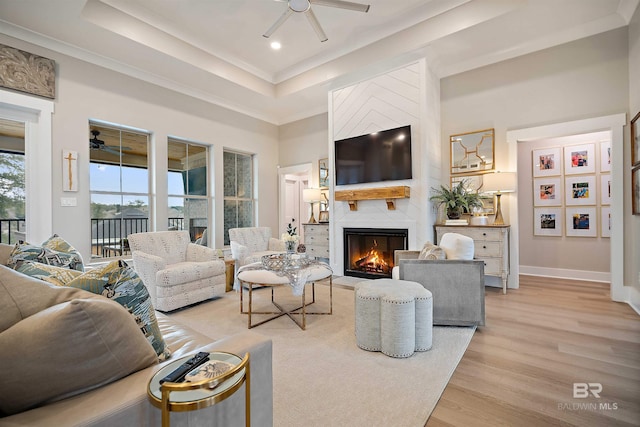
xmin=355 ymin=279 xmax=433 ymax=358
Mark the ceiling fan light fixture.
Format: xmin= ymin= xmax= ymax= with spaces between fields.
xmin=264 ymin=0 xmax=370 ymax=41
xmin=289 ymin=0 xmax=311 ymax=13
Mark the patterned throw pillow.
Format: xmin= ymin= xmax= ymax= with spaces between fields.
xmin=16 ymin=261 xmax=83 ymax=286
xmin=7 ymin=234 xmax=84 ymax=271
xmin=66 ymin=260 xmax=171 ymax=361
xmin=418 ymin=241 xmax=446 ymax=260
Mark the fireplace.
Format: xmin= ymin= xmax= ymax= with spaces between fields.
xmin=343 ymin=228 xmax=408 ymax=279
xmin=189 ymin=218 xmax=207 ymax=242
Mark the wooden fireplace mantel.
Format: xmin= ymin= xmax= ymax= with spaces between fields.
xmin=334 ymin=186 xmax=410 ymax=211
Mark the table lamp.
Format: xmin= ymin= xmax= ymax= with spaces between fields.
xmin=303 ymin=188 xmax=322 ymax=223
xmin=482 ymin=171 xmax=516 ymax=225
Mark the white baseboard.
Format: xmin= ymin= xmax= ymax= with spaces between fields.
xmin=519 ymin=265 xmax=610 ymax=283
xmin=627 ymin=286 xmax=640 ymax=316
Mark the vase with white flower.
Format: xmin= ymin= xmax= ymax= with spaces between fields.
xmin=282 ymin=219 xmax=298 ymax=253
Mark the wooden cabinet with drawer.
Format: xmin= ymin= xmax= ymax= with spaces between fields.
xmin=435 ymin=225 xmax=510 ymax=294
xmin=303 ymin=223 xmax=330 ymax=260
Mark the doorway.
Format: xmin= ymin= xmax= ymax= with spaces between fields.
xmin=278 ymin=163 xmax=312 ymax=241
xmin=507 ymin=114 xmax=626 ymax=301
xmin=0 ymin=90 xmax=54 ymax=244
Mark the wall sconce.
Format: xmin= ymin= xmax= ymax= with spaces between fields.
xmin=303 ymin=188 xmax=323 ymax=223
xmin=482 ymin=171 xmax=516 ymax=225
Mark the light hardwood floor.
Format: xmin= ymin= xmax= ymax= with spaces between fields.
xmin=426 ymin=275 xmax=640 ymax=427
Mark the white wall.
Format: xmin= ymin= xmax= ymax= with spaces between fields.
xmin=0 ymin=33 xmax=279 ymax=260
xmin=441 ymin=28 xmax=629 ymax=287
xmin=278 ymin=113 xmax=329 ymax=188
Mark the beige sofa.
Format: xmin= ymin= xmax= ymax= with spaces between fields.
xmin=0 ymin=243 xmax=273 ymax=427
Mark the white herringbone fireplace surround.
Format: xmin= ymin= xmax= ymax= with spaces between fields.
xmin=327 ymin=58 xmax=442 ymax=276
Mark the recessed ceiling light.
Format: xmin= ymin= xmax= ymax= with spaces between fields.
xmin=271 ymin=41 xmax=281 ymax=50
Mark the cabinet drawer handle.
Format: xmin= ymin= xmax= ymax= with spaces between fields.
xmin=484 ymin=262 xmax=487 ymax=266
xmin=482 ymin=232 xmax=487 ymax=236
xmin=483 ymin=245 xmax=487 ymax=249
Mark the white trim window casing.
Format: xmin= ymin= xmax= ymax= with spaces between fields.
xmin=89 ymin=122 xmax=150 ymax=260
xmin=223 ymin=150 xmax=254 ymax=245
xmin=168 ymin=138 xmax=210 ymax=243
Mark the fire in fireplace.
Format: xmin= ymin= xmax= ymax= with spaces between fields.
xmin=343 ymin=228 xmax=408 ymax=279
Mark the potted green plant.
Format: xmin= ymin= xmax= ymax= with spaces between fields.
xmin=429 ymin=179 xmax=483 ymax=220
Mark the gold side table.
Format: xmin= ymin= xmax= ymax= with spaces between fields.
xmin=147 ymin=351 xmax=250 ymax=427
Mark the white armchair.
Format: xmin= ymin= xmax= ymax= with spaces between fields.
xmin=228 ymin=227 xmax=284 ymax=284
xmin=128 ymin=231 xmax=226 ymax=312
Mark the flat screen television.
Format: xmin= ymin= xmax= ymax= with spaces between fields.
xmin=334 ymin=125 xmax=412 ymax=185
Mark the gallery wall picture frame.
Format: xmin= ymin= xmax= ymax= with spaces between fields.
xmin=564 ymin=143 xmax=595 ymax=175
xmin=599 ymin=140 xmax=611 ymax=172
xmin=533 ymin=177 xmax=562 ymax=206
xmin=632 ymin=111 xmax=640 ymax=167
xmin=601 ymin=207 xmax=611 ymax=238
xmin=532 ymin=147 xmax=562 ymax=177
xmin=600 ymin=174 xmax=611 ymax=205
xmin=633 ymin=166 xmax=640 ymax=215
xmin=533 ymin=207 xmax=563 ymax=236
xmin=565 ymin=206 xmax=597 ymax=237
xmin=319 ymin=158 xmax=329 ymax=188
xmin=565 ymin=175 xmax=596 ymax=206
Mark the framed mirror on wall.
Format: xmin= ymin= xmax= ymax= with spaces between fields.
xmin=319 ymin=158 xmax=329 ymax=188
xmin=450 ymin=128 xmax=495 ymax=175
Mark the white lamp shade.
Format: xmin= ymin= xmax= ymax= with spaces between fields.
xmin=303 ymin=188 xmax=322 ymax=202
xmin=482 ymin=171 xmax=516 ymax=194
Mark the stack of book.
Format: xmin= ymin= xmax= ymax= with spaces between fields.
xmin=445 ymin=219 xmax=468 ymax=226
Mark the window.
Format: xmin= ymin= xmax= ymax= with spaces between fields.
xmin=89 ymin=122 xmax=149 ymax=260
xmin=0 ymin=118 xmax=25 ymax=244
xmin=223 ymin=150 xmax=254 ymax=245
xmin=168 ymin=138 xmax=209 ymax=243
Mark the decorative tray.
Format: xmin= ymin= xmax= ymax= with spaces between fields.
xmin=262 ymin=253 xmax=313 ymax=271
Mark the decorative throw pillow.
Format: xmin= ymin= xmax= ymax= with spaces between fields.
xmin=0 ymin=298 xmax=158 ymax=415
xmin=16 ymin=261 xmax=83 ymax=286
xmin=439 ymin=232 xmax=475 ymax=260
xmin=7 ymin=234 xmax=84 ymax=271
xmin=418 ymin=242 xmax=446 ymax=260
xmin=66 ymin=260 xmax=171 ymax=361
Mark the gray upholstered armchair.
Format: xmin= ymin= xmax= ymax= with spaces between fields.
xmin=393 ymin=233 xmax=485 ymax=326
xmin=128 ymin=230 xmax=226 ymax=312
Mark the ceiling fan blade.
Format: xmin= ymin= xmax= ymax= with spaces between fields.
xmin=306 ymin=8 xmax=328 ymax=42
xmin=104 ymin=147 xmax=122 ymax=156
xmin=263 ymin=8 xmax=294 ymax=38
xmin=311 ymin=0 xmax=370 ymax=13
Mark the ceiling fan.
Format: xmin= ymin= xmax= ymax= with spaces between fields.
xmin=264 ymin=0 xmax=370 ymax=42
xmin=89 ymin=130 xmax=130 ymax=155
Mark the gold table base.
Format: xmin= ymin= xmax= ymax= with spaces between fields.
xmin=239 ymin=277 xmax=333 ymax=330
xmin=147 ymin=352 xmax=250 ymax=427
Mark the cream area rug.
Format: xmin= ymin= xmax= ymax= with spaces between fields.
xmin=168 ymin=279 xmax=475 ymax=427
